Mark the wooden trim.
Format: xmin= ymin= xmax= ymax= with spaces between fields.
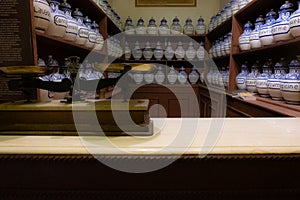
xmin=135 ymin=0 xmax=196 ymax=7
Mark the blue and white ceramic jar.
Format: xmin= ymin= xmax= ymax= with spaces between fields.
xmin=143 ymin=41 xmax=153 ymax=60
xmin=290 ymin=1 xmax=300 ymax=37
xmin=236 ymin=62 xmax=249 ymax=90
xmin=170 ymin=16 xmax=182 ymax=34
xmin=147 ymin=17 xmax=158 ymax=35
xmin=178 ymin=67 xmax=188 ymax=84
xmin=239 ymin=21 xmax=253 ymax=51
xmin=268 ymin=58 xmax=287 ymax=100
xmin=186 ymin=42 xmax=196 ymax=61
xmin=281 ymin=56 xmax=300 ymax=104
xmin=167 ymin=66 xmax=178 ymax=84
xmin=144 ymin=72 xmax=155 ymax=84
xmin=46 ymin=0 xmax=67 ymax=37
xmin=259 ymin=9 xmax=277 ymax=46
xmin=196 ymin=16 xmax=206 ymax=35
xmin=250 ymin=15 xmax=264 ymax=49
xmin=136 ymin=17 xmax=146 ymax=35
xmin=132 ymin=41 xmax=142 ymax=60
xmin=159 ymin=17 xmax=170 ymax=35
xmin=272 ymin=1 xmax=294 ymax=42
xmin=124 ymin=16 xmax=135 ymax=35
xmin=175 ymin=41 xmax=185 ymax=60
xmin=91 ymin=21 xmax=104 ymax=51
xmin=256 ymin=59 xmax=273 ymax=97
xmin=183 ymin=17 xmax=194 ymax=35
xmin=60 ymin=0 xmax=78 ymax=42
xmin=164 ymin=41 xmax=175 ymax=60
xmin=33 ymin=0 xmax=51 ymax=33
xmin=72 ymin=8 xmax=88 ymax=45
xmin=124 ymin=41 xmax=131 ymax=60
xmin=84 ymin=16 xmax=96 ymax=48
xmin=196 ymin=42 xmax=205 ymax=61
xmin=154 ymin=41 xmax=164 ymax=60
xmin=155 ymin=66 xmax=165 ymax=84
xmin=231 ymin=0 xmax=240 ymax=14
xmin=189 ymin=66 xmax=200 ymax=84
xmin=246 ymin=61 xmax=261 ymax=93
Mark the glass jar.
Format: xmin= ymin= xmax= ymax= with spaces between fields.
xmin=147 ymin=17 xmax=158 ymax=35
xmin=159 ymin=17 xmax=170 ymax=35
xmin=136 ymin=17 xmax=146 ymax=35
xmin=246 ymin=61 xmax=261 ymax=93
xmin=272 ymin=1 xmax=294 ymax=42
xmin=175 ymin=41 xmax=185 ymax=60
xmin=256 ymin=59 xmax=273 ymax=97
xmin=46 ymin=0 xmax=67 ymax=37
xmin=178 ymin=66 xmax=188 ymax=84
xmin=186 ymin=42 xmax=196 ymax=61
xmin=281 ymin=56 xmax=300 ymax=104
xmin=143 ymin=41 xmax=153 ymax=60
xmin=170 ymin=16 xmax=182 ymax=34
xmin=183 ymin=17 xmax=194 ymax=35
xmin=33 ymin=0 xmax=51 ymax=33
xmin=167 ymin=66 xmax=178 ymax=84
xmin=290 ymin=1 xmax=300 ymax=37
xmin=196 ymin=16 xmax=206 ymax=35
xmin=239 ymin=21 xmax=253 ymax=51
xmin=268 ymin=58 xmax=288 ymax=100
xmin=236 ymin=61 xmax=249 ymax=90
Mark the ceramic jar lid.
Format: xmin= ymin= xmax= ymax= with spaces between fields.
xmin=137 ymin=17 xmax=144 ymax=26
xmin=72 ymin=8 xmax=83 ymax=19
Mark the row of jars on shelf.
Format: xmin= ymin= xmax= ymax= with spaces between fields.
xmin=124 ymin=41 xmax=205 ymax=61
xmin=208 ymin=0 xmax=253 ymax=32
xmin=92 ymin=0 xmax=122 ymax=30
xmin=38 ymin=55 xmax=103 ymax=82
xmin=239 ymin=1 xmax=300 ymax=51
xmin=209 ymin=32 xmax=232 ymax=58
xmin=132 ymin=66 xmax=202 ymax=85
xmin=236 ymin=57 xmax=300 ymax=104
xmin=33 ymin=0 xmax=104 ymax=50
xmin=206 ymin=66 xmax=230 ymax=89
xmin=124 ymin=16 xmax=206 ymax=35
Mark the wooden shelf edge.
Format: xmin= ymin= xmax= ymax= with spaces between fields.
xmin=232 ymin=37 xmax=300 ymax=57
xmin=36 ymin=31 xmax=106 ymax=55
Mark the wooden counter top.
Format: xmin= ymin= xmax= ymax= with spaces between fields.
xmin=1 ymin=118 xmax=300 ymax=155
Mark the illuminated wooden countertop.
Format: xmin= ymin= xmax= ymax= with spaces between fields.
xmin=0 ymin=118 xmax=299 ymax=155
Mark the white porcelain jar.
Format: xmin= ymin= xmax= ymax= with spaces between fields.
xmin=147 ymin=17 xmax=158 ymax=35
xmin=183 ymin=17 xmax=194 ymax=35
xmin=133 ymin=72 xmax=143 ymax=84
xmin=175 ymin=41 xmax=185 ymax=60
xmin=196 ymin=42 xmax=205 ymax=61
xmin=189 ymin=66 xmax=199 ymax=84
xmin=159 ymin=17 xmax=170 ymax=35
xmin=72 ymin=8 xmax=88 ymax=45
xmin=250 ymin=15 xmax=264 ymax=49
xmin=143 ymin=41 xmax=153 ymax=60
xmin=59 ymin=0 xmax=78 ymax=42
xmin=136 ymin=17 xmax=146 ymax=35
xmin=155 ymin=66 xmax=165 ymax=84
xmin=167 ymin=66 xmax=178 ymax=84
xmin=246 ymin=61 xmax=261 ymax=93
xmin=256 ymin=59 xmax=273 ymax=97
xmin=185 ymin=42 xmax=196 ymax=61
xmin=46 ymin=0 xmax=67 ymax=37
xmin=124 ymin=41 xmax=131 ymax=60
xmin=196 ymin=16 xmax=206 ymax=35
xmin=272 ymin=1 xmax=294 ymax=42
xmin=290 ymin=1 xmax=300 ymax=37
xmin=84 ymin=16 xmax=97 ymax=48
xmin=91 ymin=21 xmax=104 ymax=51
xmin=164 ymin=41 xmax=175 ymax=60
xmin=178 ymin=67 xmax=188 ymax=84
xmin=124 ymin=16 xmax=135 ymax=34
xmin=33 ymin=0 xmax=51 ymax=33
xmin=259 ymin=9 xmax=277 ymax=46
xmin=132 ymin=41 xmax=143 ymax=60
xmin=239 ymin=21 xmax=253 ymax=51
xmin=144 ymin=73 xmax=154 ymax=84
xmin=154 ymin=41 xmax=164 ymax=60
xmin=236 ymin=62 xmax=249 ymax=90
xmin=170 ymin=16 xmax=182 ymax=34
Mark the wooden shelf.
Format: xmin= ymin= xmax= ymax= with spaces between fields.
xmin=206 ymin=17 xmax=232 ymax=41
